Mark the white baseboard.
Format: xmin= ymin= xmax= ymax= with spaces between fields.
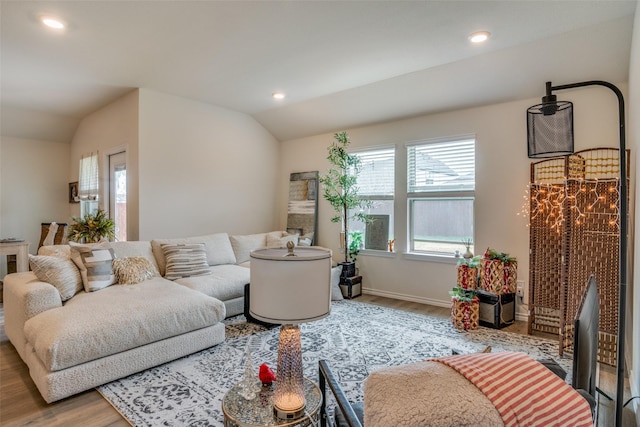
xmin=362 ymin=287 xmax=529 ymax=322
xmin=362 ymin=287 xmax=450 ymax=308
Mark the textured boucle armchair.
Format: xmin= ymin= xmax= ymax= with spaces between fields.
xmin=319 ymin=360 xmax=503 ymax=427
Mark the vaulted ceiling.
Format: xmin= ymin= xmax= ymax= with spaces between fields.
xmin=1 ymin=1 xmax=637 ymax=143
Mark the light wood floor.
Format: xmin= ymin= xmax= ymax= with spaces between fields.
xmin=1 ymin=296 xmax=637 ymax=426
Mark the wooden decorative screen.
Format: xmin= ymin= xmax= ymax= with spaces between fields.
xmin=528 ymin=148 xmax=628 ymax=366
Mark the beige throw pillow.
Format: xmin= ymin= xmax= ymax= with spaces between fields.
xmin=37 ymin=244 xmax=71 ymax=259
xmin=229 ymin=233 xmax=267 ymax=264
xmin=69 ymin=242 xmax=117 ymax=292
xmin=113 ymin=257 xmax=157 ymax=284
xmin=266 ymin=233 xmax=299 ymax=248
xmin=162 ymin=243 xmax=212 ymax=280
xmin=29 ymin=254 xmax=83 ymax=301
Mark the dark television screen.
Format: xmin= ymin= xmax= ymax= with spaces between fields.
xmin=572 ymin=274 xmax=599 ymax=398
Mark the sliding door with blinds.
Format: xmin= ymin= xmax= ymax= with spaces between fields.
xmin=348 ymin=147 xmax=395 ymax=250
xmin=407 ymin=137 xmax=475 ymax=255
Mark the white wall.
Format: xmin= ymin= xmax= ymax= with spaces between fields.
xmin=137 ymin=89 xmax=280 ymax=239
xmin=628 ymin=0 xmax=640 ymax=420
xmin=70 ymin=90 xmax=140 ymax=239
xmin=0 ymin=136 xmax=70 ymax=278
xmin=280 ymin=84 xmax=627 ymax=315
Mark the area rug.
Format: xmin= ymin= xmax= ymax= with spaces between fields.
xmin=97 ymin=300 xmax=571 ymax=426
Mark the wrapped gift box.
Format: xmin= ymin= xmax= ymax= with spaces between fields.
xmin=456 ymin=265 xmax=478 ymax=290
xmin=451 ymin=298 xmax=479 ymax=331
xmin=479 ymin=258 xmax=517 ymax=295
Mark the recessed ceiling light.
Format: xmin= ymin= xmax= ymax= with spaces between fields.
xmin=272 ymin=92 xmax=286 ymax=100
xmin=40 ymin=16 xmax=65 ymax=30
xmin=469 ymin=31 xmax=490 ymax=43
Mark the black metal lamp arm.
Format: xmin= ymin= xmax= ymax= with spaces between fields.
xmin=546 ymin=80 xmax=627 ymax=427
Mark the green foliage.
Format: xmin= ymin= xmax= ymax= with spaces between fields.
xmin=482 ymin=247 xmax=517 ymax=264
xmin=319 ymin=131 xmax=372 ymax=262
xmin=457 ymin=255 xmax=482 ymax=268
xmin=348 ymin=231 xmax=363 ymax=263
xmin=68 ymin=208 xmax=116 ymax=243
xmin=449 ymin=287 xmax=479 ymax=302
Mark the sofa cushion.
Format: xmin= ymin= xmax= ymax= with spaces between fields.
xmin=112 ymin=257 xmax=157 ymax=284
xmin=151 ymin=233 xmax=236 ymax=276
xmin=229 ymin=233 xmax=267 ymax=264
xmin=24 ymin=277 xmax=225 ymax=371
xmin=28 ymin=255 xmax=83 ymax=301
xmin=162 ymin=243 xmax=213 ymax=280
xmin=298 ymin=232 xmax=314 ymax=246
xmin=69 ymin=242 xmax=117 ymax=292
xmin=109 ymin=241 xmax=160 ymax=275
xmin=266 ymin=232 xmax=299 ymax=248
xmin=175 ymin=264 xmax=250 ymax=301
xmin=37 ymin=244 xmax=71 ymax=259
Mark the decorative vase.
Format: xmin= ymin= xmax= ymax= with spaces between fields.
xmin=339 ymin=261 xmax=356 ymax=281
xmin=463 ymin=246 xmax=474 ymax=259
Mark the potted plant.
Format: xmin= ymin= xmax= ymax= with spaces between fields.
xmin=348 ymin=231 xmax=363 ymax=266
xmin=67 ymin=208 xmax=116 ymax=243
xmin=319 ymin=131 xmax=372 ymax=279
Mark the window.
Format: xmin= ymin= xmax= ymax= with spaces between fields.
xmin=407 ymin=137 xmax=475 ymax=255
xmin=78 ymin=151 xmax=99 ymax=200
xmin=348 ymin=147 xmax=395 ymax=250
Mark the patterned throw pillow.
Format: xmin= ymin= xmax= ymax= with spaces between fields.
xmin=161 ymin=243 xmax=212 ymax=280
xmin=69 ymin=242 xmax=117 ymax=292
xmin=29 ymin=254 xmax=83 ymax=301
xmin=112 ymin=257 xmax=157 ymax=285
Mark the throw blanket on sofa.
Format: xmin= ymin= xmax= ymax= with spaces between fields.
xmin=434 ymin=352 xmax=593 ymax=427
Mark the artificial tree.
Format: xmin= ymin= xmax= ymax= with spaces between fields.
xmin=319 ymin=131 xmax=371 ymax=277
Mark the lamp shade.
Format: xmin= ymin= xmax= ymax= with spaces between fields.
xmin=526 ymin=100 xmax=574 ymax=158
xmin=249 ymin=247 xmax=332 ymax=324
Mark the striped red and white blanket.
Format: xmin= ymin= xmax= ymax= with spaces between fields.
xmin=434 ymin=351 xmax=593 ymax=427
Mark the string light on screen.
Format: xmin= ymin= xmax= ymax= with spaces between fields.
xmin=523 ymin=177 xmax=621 ymax=232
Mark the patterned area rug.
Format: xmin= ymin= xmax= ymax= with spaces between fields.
xmin=97 ymin=300 xmax=571 ymax=426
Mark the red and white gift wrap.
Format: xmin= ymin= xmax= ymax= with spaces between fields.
xmin=479 ymin=259 xmax=517 ymax=295
xmin=451 ymin=297 xmax=479 ymax=331
xmin=456 ymin=265 xmax=478 ymax=290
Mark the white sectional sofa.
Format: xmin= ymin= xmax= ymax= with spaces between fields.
xmin=3 ymin=230 xmax=294 ymax=403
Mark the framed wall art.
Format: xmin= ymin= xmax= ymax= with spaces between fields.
xmin=68 ymin=182 xmax=79 ymax=203
xmin=365 ymin=214 xmax=390 ymax=250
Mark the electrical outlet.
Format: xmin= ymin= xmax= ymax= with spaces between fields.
xmin=516 ymin=279 xmax=525 ymax=298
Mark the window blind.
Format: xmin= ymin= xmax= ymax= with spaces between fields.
xmin=79 ymin=151 xmax=99 ymax=200
xmin=355 ymin=148 xmax=395 ymax=197
xmin=407 ymin=138 xmax=475 ymax=193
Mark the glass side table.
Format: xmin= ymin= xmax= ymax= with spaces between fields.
xmin=222 ymin=378 xmax=321 ymax=427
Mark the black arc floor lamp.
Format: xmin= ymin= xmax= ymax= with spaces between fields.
xmin=527 ymin=80 xmax=627 ymax=426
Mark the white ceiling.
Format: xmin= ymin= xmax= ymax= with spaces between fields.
xmin=1 ymin=1 xmax=637 ymax=142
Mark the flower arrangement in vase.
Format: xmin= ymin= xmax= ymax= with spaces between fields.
xmin=67 ymin=208 xmax=116 ymax=243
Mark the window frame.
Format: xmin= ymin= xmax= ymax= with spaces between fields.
xmin=405 ymin=136 xmax=476 ymax=257
xmin=348 ymin=146 xmax=396 ymax=253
